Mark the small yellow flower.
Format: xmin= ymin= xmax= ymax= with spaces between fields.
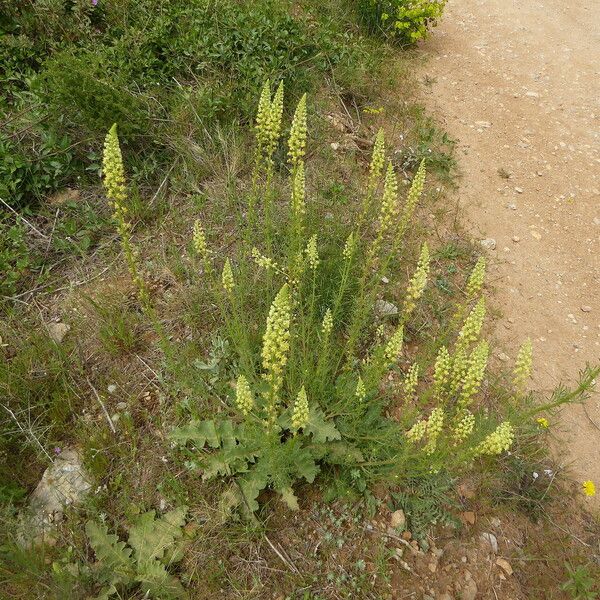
xmin=384 ymin=325 xmax=404 ymax=365
xmin=192 ymin=220 xmax=208 ymax=257
xmin=343 ymin=232 xmax=356 ymax=261
xmin=582 ymin=480 xmax=596 ymax=497
xmin=291 ymin=161 xmax=306 ymax=222
xmin=221 ymin=258 xmax=234 ymax=294
xmin=367 ymin=128 xmax=385 ymax=195
xmin=513 ymin=338 xmax=533 ymax=394
xmin=288 ymin=93 xmax=307 ymax=168
xmin=252 ymin=247 xmax=278 ymax=271
xmin=305 ymin=234 xmax=319 ymax=271
xmin=321 ymin=308 xmax=333 ymax=337
xmin=403 ymin=242 xmax=430 ymax=318
xmin=536 ymin=417 xmax=549 ymax=429
xmin=355 ymin=376 xmax=366 ymax=404
xmin=235 ymin=375 xmax=254 ymax=416
xmin=456 ymin=296 xmax=486 ymax=352
xmin=397 ymin=159 xmax=426 ymax=238
xmin=292 ymin=386 xmax=309 ymax=432
xmin=466 ymin=257 xmax=486 ymax=299
xmin=377 ymin=161 xmax=398 ymax=235
xmin=402 ymin=362 xmax=419 ymax=402
xmin=433 ymin=345 xmax=450 ymax=399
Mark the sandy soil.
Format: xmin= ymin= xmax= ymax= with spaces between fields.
xmin=418 ymin=0 xmax=600 ymax=504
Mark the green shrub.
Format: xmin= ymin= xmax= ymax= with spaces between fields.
xmin=357 ymin=0 xmax=446 ymax=44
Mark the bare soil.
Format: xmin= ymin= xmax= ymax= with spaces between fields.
xmin=419 ymin=0 xmax=600 ymax=506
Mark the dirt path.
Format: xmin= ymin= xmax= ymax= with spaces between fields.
xmin=419 ymin=0 xmax=600 ymax=502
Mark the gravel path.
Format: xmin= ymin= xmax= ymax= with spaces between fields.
xmin=419 ymin=0 xmax=600 ymax=502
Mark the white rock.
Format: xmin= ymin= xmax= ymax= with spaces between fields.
xmin=581 ymin=305 xmax=592 ymax=313
xmin=390 ymin=509 xmax=406 ymax=529
xmin=375 ymin=299 xmax=399 ymax=317
xmin=480 ymin=532 xmax=498 ymax=553
xmin=480 ymin=238 xmax=497 ymax=250
xmin=47 ymin=322 xmax=70 ymax=344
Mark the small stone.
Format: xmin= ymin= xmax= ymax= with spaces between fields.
xmin=581 ymin=305 xmax=592 ymax=313
xmin=475 ymin=121 xmax=491 ymax=128
xmin=525 ymin=91 xmax=540 ymax=97
xmin=460 ymin=579 xmax=478 ymax=600
xmin=480 ymin=532 xmax=498 ymax=553
xmin=512 ymin=236 xmax=520 ymax=242
xmin=47 ymin=323 xmax=70 ymax=344
xmin=497 ymin=352 xmax=509 ymax=362
xmin=480 ymin=238 xmax=496 ymax=250
xmin=496 ymin=557 xmax=513 ymax=576
xmin=402 ymin=530 xmax=412 ymax=541
xmin=428 ymin=562 xmax=437 ymax=573
xmin=381 ymin=276 xmax=390 ymax=284
xmin=116 ymin=402 xmax=127 ymax=411
xmin=530 ymin=230 xmax=542 ymax=240
xmin=107 ymin=384 xmax=117 ymax=394
xmin=330 ymin=142 xmax=340 ymax=151
xmin=514 ymin=187 xmax=523 ymax=193
xmin=375 ymin=299 xmax=399 ymax=317
xmin=390 ymin=509 xmax=406 ymax=529
xmin=490 ymin=517 xmax=501 ymax=528
xmin=507 ymin=203 xmax=517 ymax=210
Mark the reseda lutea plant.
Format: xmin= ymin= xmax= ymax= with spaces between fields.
xmin=101 ymin=84 xmax=532 ymax=515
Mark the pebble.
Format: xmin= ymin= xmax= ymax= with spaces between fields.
xmin=107 ymin=384 xmax=117 ymax=394
xmin=480 ymin=532 xmax=499 ymax=553
xmin=47 ymin=322 xmax=70 ymax=344
xmin=390 ymin=509 xmax=406 ymax=529
xmin=116 ymin=402 xmax=127 ymax=411
xmin=375 ymin=299 xmax=399 ymax=317
xmin=530 ymin=230 xmax=542 ymax=240
xmin=581 ymin=305 xmax=592 ymax=312
xmin=480 ymin=238 xmax=497 ymax=250
xmin=497 ymin=352 xmax=509 ymax=362
xmin=514 ymin=186 xmax=524 ymax=193
xmin=496 ymin=557 xmax=513 ymax=576
xmin=460 ymin=578 xmax=478 ymax=600
xmin=512 ymin=236 xmax=520 ymax=242
xmin=507 ymin=203 xmax=517 ymax=210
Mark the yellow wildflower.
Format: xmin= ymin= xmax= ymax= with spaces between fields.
xmin=235 ymin=375 xmax=254 ymax=416
xmin=536 ymin=417 xmax=549 ymax=429
xmin=403 ymin=242 xmax=430 ymax=318
xmin=433 ymin=345 xmax=451 ymax=399
xmin=291 ymin=161 xmax=306 ymax=222
xmin=261 ymin=284 xmax=292 ymax=421
xmin=397 ymin=159 xmax=426 ymax=237
xmin=424 ymin=407 xmax=444 ymax=454
xmin=267 ymin=81 xmax=284 ymax=158
xmin=221 ymin=259 xmax=234 ymax=295
xmin=343 ymin=232 xmax=356 ymax=261
xmin=384 ymin=325 xmax=404 ymax=365
xmin=288 ymin=93 xmax=307 ymax=168
xmin=457 ymin=340 xmax=489 ymax=410
xmin=192 ymin=220 xmax=207 ymax=258
xmin=292 ymin=386 xmax=310 ymax=432
xmin=252 ymin=247 xmax=278 ymax=271
xmin=305 ymin=234 xmax=319 ymax=271
xmin=466 ymin=257 xmax=486 ymax=299
xmin=402 ymin=362 xmax=419 ymax=402
xmin=513 ymin=338 xmax=533 ymax=393
xmin=377 ymin=161 xmax=398 ymax=235
xmin=475 ymin=421 xmax=514 ymax=456
xmin=406 ymin=418 xmax=427 ymax=443
xmin=255 ymin=80 xmax=272 ymax=154
xmin=456 ymin=297 xmax=486 ymax=352
xmin=102 ymin=123 xmax=127 ymax=210
xmin=452 ymin=410 xmax=475 ymax=444
xmin=582 ymin=480 xmax=596 ymax=497
xmin=321 ymin=308 xmax=333 ymax=337
xmin=355 ymin=376 xmax=366 ymax=404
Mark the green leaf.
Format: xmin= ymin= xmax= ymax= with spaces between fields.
xmin=202 ymin=444 xmax=259 ymax=480
xmin=323 ymin=442 xmax=364 ymax=465
xmin=169 ymin=420 xmax=219 ymax=448
xmin=238 ymin=470 xmax=269 ymax=513
xmin=85 ymin=521 xmax=133 ymax=579
xmin=136 ymin=559 xmax=186 ymax=599
xmin=305 ymin=407 xmax=341 ymax=443
xmin=294 ymin=448 xmax=320 ymax=483
xmin=128 ymin=507 xmax=187 ymax=567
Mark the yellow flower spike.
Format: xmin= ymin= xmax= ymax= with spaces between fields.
xmin=292 ymin=386 xmax=310 ymax=432
xmin=456 ymin=296 xmax=486 ymax=352
xmin=582 ymin=480 xmax=596 ymax=497
xmin=457 ymin=340 xmax=489 ymax=410
xmin=433 ymin=346 xmax=451 ymax=399
xmin=267 ymin=81 xmax=284 ymax=158
xmin=367 ymin=128 xmax=386 ymax=195
xmin=536 ymin=417 xmax=549 ymax=429
xmin=402 ymin=362 xmax=419 ymax=402
xmin=235 ymin=375 xmax=254 ymax=416
xmin=261 ymin=284 xmax=292 ymax=423
xmin=403 ymin=242 xmax=430 ymax=318
xmin=384 ymin=325 xmax=404 ymax=365
xmin=221 ymin=259 xmax=234 ymax=295
xmin=452 ymin=410 xmax=475 ymax=444
xmin=288 ymin=93 xmax=307 ymax=169
xmin=291 ymin=161 xmax=306 ymax=221
xmin=252 ymin=247 xmax=278 ymax=271
xmin=475 ymin=421 xmax=514 ymax=456
xmin=192 ymin=220 xmax=208 ymax=258
xmin=102 ymin=123 xmax=127 ymax=210
xmin=321 ymin=308 xmax=333 ymax=338
xmin=355 ymin=376 xmax=366 ymax=404
xmin=449 ymin=346 xmax=468 ymax=396
xmin=424 ymin=407 xmax=444 ymax=454
xmin=305 ymin=234 xmax=319 ymax=271
xmin=343 ymin=232 xmax=356 ymax=261
xmin=466 ymin=257 xmax=486 ymax=299
xmin=513 ymin=338 xmax=533 ymax=393
xmin=406 ymin=418 xmax=427 ymax=443
xmin=397 ymin=159 xmax=426 ymax=238
xmin=377 ymin=161 xmax=399 ymax=235
xmin=255 ymin=79 xmax=272 ymax=153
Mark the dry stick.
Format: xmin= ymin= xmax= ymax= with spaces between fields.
xmin=0 ymin=196 xmax=48 ymax=239
xmin=86 ymin=377 xmax=116 ymax=434
xmin=1 ymin=403 xmax=53 ymax=462
xmin=264 ymin=534 xmax=300 ymax=574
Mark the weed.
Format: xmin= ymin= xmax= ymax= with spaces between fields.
xmin=562 ymin=562 xmax=599 ymax=600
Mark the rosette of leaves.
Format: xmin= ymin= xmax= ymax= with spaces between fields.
xmin=169 ymin=404 xmax=353 ymax=515
xmin=84 ymin=507 xmax=188 ymax=600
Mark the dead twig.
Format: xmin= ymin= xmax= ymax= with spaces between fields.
xmin=86 ymin=377 xmax=116 ymax=434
